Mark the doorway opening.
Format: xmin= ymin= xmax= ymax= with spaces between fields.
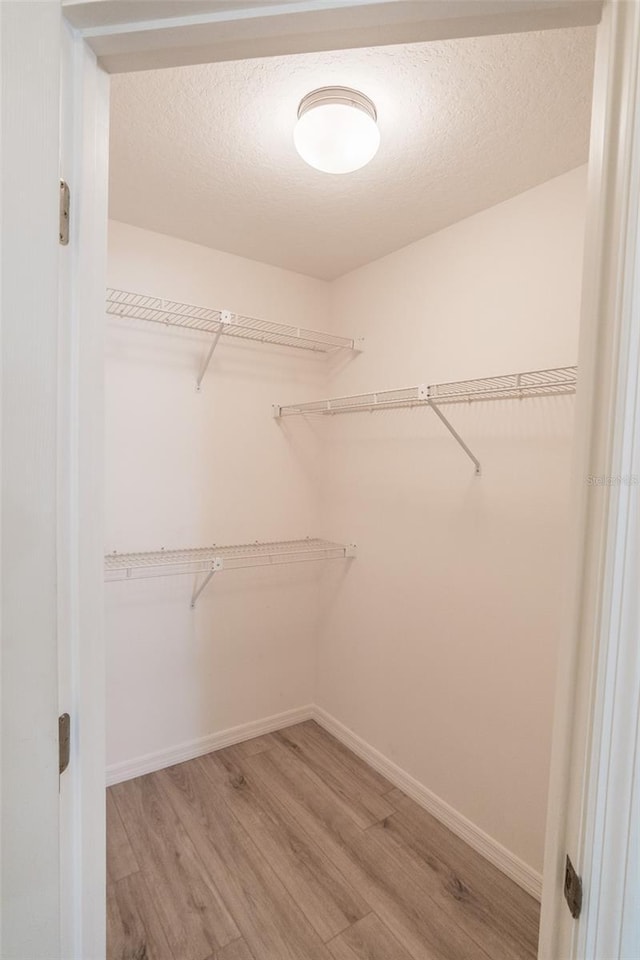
xmin=101 ymin=23 xmax=595 ymax=960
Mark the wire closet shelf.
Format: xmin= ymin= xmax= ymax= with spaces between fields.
xmin=273 ymin=366 xmax=578 ymax=478
xmin=105 ymin=538 xmax=356 ymax=607
xmin=106 ymin=288 xmax=356 ymax=354
xmin=273 ymin=366 xmax=578 ymax=417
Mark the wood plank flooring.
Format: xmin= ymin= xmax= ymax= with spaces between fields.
xmin=107 ymin=720 xmax=540 ymax=960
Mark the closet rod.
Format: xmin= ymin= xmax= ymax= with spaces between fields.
xmin=272 ymin=365 xmax=577 ymax=476
xmin=106 ymin=288 xmax=361 ymax=389
xmin=104 ymin=538 xmax=356 ymax=608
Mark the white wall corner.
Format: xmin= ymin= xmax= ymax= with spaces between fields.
xmin=312 ymin=706 xmax=543 ymax=901
xmin=105 ymin=705 xmax=315 ymax=786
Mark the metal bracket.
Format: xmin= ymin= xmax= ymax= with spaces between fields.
xmin=59 ymin=713 xmax=71 ymax=775
xmin=345 ymin=543 xmax=358 ymax=558
xmin=564 ymin=855 xmax=583 ymax=919
xmin=191 ymin=557 xmax=223 ymax=607
xmin=59 ymin=181 xmax=70 ymax=245
xmin=272 ymin=404 xmax=282 ymax=419
xmin=428 ymin=401 xmax=481 ymax=476
xmin=196 ymin=310 xmax=231 ymax=391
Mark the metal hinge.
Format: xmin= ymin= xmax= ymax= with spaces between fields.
xmin=564 ymin=855 xmax=583 ymax=919
xmin=59 ymin=713 xmax=71 ymax=775
xmin=59 ymin=180 xmax=70 ymax=245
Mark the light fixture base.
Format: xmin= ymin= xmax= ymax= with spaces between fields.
xmin=297 ymin=86 xmax=377 ymax=124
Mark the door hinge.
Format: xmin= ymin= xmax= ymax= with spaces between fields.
xmin=564 ymin=855 xmax=583 ymax=919
xmin=59 ymin=713 xmax=71 ymax=775
xmin=59 ymin=180 xmax=70 ymax=245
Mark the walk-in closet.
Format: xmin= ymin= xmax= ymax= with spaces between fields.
xmin=105 ymin=22 xmax=595 ymax=960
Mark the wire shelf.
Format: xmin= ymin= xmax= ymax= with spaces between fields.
xmin=106 ymin=288 xmax=355 ymax=354
xmin=273 ymin=366 xmax=577 ymax=477
xmin=105 ymin=537 xmax=355 ymax=583
xmin=273 ymin=366 xmax=577 ymax=416
xmin=428 ymin=366 xmax=578 ymax=404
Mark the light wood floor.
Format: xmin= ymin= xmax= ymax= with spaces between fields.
xmin=107 ymin=720 xmax=540 ymax=960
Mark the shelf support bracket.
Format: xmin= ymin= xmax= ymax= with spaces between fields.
xmin=428 ymin=402 xmax=481 ymax=476
xmin=191 ymin=558 xmax=223 ymax=607
xmin=196 ymin=311 xmax=231 ymax=391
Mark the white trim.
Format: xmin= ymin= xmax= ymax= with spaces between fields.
xmin=58 ymin=29 xmax=110 ymax=960
xmin=539 ymin=3 xmax=640 ymax=958
xmin=312 ymin=707 xmax=542 ymax=902
xmin=70 ymin=0 xmax=390 ymax=37
xmin=75 ymin=50 xmax=110 ymax=960
xmin=65 ymin=0 xmax=602 ymax=74
xmin=1 ymin=5 xmax=62 ymax=956
xmin=572 ymin=2 xmax=640 ymax=955
xmin=106 ymin=706 xmax=314 ymax=786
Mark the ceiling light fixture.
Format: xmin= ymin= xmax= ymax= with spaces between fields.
xmin=294 ymin=86 xmax=380 ymax=175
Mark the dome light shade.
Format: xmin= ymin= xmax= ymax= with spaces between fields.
xmin=294 ymin=87 xmax=380 ymax=174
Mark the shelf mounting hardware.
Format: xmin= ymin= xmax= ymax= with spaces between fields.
xmin=196 ymin=310 xmax=230 ymax=391
xmin=191 ymin=557 xmax=223 ymax=607
xmin=428 ymin=400 xmax=481 ymax=476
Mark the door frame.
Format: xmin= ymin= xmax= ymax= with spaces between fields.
xmin=539 ymin=2 xmax=640 ymax=955
xmin=6 ymin=0 xmax=635 ymax=956
xmin=1 ymin=4 xmax=64 ymax=956
xmin=57 ymin=20 xmax=110 ymax=960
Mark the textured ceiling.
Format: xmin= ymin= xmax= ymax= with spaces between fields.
xmin=109 ymin=27 xmax=595 ymax=279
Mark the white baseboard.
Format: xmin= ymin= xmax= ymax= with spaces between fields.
xmin=105 ymin=704 xmax=314 ymax=786
xmin=106 ymin=701 xmax=541 ymax=901
xmin=312 ymin=706 xmax=543 ymax=902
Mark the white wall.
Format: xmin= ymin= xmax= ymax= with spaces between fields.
xmin=105 ymin=221 xmax=329 ymax=768
xmin=317 ymin=166 xmax=587 ymax=874
xmin=106 ymin=166 xmax=586 ymax=877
